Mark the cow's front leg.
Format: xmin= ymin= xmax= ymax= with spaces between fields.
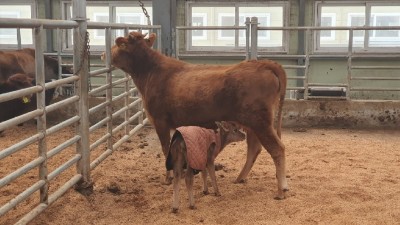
xmin=154 ymin=124 xmax=172 ymax=185
xmin=235 ymin=129 xmax=262 ymax=183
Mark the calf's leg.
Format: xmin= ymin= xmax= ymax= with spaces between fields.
xmin=235 ymin=129 xmax=262 ymax=183
xmin=154 ymin=124 xmax=173 ymax=184
xmin=185 ymin=167 xmax=196 ymax=209
xmin=206 ymin=144 xmax=221 ymax=196
xmin=201 ymin=170 xmax=209 ymax=195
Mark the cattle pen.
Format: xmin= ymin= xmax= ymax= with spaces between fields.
xmin=1 ymin=0 xmax=400 ymax=225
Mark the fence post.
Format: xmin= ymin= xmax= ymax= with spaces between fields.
xmin=245 ymin=17 xmax=251 ymax=60
xmin=250 ymin=17 xmax=258 ymax=60
xmin=72 ymin=0 xmax=93 ymax=194
xmin=34 ymin=25 xmax=49 ymax=206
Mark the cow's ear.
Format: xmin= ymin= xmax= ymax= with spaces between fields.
xmin=145 ymin=33 xmax=156 ymax=47
xmin=115 ymin=37 xmax=128 ymax=49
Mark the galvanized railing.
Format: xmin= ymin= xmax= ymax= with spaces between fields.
xmin=0 ymin=0 xmax=161 ymax=224
xmin=176 ymin=17 xmax=400 ymax=100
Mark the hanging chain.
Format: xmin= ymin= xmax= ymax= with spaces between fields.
xmin=138 ymin=0 xmax=151 ymax=26
xmin=74 ymin=31 xmax=90 ymax=76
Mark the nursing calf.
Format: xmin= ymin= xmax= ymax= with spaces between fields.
xmin=166 ymin=122 xmax=246 ymax=213
xmin=108 ymin=32 xmax=288 ymax=199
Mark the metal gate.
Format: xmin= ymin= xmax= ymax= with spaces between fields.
xmin=0 ymin=1 xmax=161 ymax=224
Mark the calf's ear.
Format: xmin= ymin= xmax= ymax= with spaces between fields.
xmin=115 ymin=37 xmax=128 ymax=49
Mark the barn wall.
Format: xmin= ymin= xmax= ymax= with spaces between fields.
xmin=48 ymin=96 xmax=400 ymax=129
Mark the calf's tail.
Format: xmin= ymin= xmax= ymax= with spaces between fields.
xmin=268 ymin=61 xmax=287 ymax=138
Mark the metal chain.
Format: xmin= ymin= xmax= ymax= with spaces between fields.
xmin=138 ymin=0 xmax=151 ymax=26
xmin=74 ymin=31 xmax=90 ymax=76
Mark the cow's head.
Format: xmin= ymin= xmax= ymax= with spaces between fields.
xmin=7 ymin=73 xmax=34 ymax=103
xmin=104 ymin=32 xmax=156 ymax=71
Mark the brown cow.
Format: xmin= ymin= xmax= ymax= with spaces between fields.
xmin=0 ymin=48 xmax=72 ymax=106
xmin=108 ymin=32 xmax=288 ymax=199
xmin=0 ymin=73 xmax=34 ymax=126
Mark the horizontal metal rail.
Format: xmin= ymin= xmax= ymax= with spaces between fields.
xmin=46 ymin=116 xmax=80 ymax=136
xmin=48 ymin=154 xmax=81 ymax=181
xmin=89 ymin=133 xmax=111 ymax=152
xmin=0 ymin=86 xmax=42 ymax=103
xmin=0 ymin=180 xmax=46 ymax=217
xmin=0 ymin=157 xmax=45 ymax=189
xmin=0 ymin=109 xmax=43 ymax=132
xmin=15 ymin=174 xmax=82 ymax=225
xmin=46 ymin=96 xmax=79 ymax=114
xmin=47 ymin=136 xmax=81 ymax=159
xmin=350 ymin=87 xmax=400 ymax=91
xmin=0 ymin=133 xmax=43 ymax=160
xmin=351 ymin=77 xmax=400 ymax=81
xmin=89 ymin=101 xmax=110 ymax=115
xmin=0 ymin=18 xmax=78 ymax=29
xmin=89 ymin=117 xmax=111 ymax=133
xmin=89 ymin=68 xmax=113 ymax=77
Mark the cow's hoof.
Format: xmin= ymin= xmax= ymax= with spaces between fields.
xmin=172 ymin=208 xmax=178 ymax=214
xmin=203 ymin=190 xmax=209 ymax=195
xmin=234 ymin=179 xmax=246 ymax=184
xmin=189 ymin=205 xmax=196 ymax=210
xmin=163 ymin=177 xmax=173 ymax=185
xmin=214 ymin=192 xmax=221 ymax=197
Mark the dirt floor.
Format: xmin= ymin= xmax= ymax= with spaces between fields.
xmin=1 ymin=123 xmax=400 ymax=225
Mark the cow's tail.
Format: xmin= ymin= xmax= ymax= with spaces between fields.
xmin=268 ymin=60 xmax=287 ymax=139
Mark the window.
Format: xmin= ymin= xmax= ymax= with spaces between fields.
xmin=320 ymin=13 xmax=336 ymax=40
xmin=62 ymin=1 xmax=152 ymax=51
xmin=191 ymin=13 xmax=207 ymax=40
xmin=315 ymin=2 xmax=400 ymax=52
xmin=93 ymin=12 xmax=109 ymax=39
xmin=0 ymin=2 xmax=35 ymax=48
xmin=187 ymin=2 xmax=287 ymax=52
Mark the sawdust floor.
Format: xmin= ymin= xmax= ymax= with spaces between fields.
xmin=1 ymin=123 xmax=400 ymax=225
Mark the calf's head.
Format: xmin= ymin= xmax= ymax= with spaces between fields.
xmin=216 ymin=121 xmax=246 ymax=144
xmin=5 ymin=73 xmax=34 ymax=103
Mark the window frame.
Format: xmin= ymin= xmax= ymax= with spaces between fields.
xmin=191 ymin=13 xmax=208 ymax=41
xmin=0 ymin=0 xmax=36 ymax=49
xmin=315 ymin=1 xmax=400 ymax=53
xmin=185 ymin=1 xmax=289 ymax=54
xmin=61 ymin=0 xmax=152 ymax=52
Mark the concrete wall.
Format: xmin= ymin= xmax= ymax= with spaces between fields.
xmin=47 ymin=97 xmax=400 ymax=129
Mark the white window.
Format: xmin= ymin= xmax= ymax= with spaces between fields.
xmin=320 ymin=13 xmax=336 ymax=41
xmin=191 ymin=13 xmax=207 ymax=40
xmin=93 ymin=13 xmax=109 ymax=39
xmin=0 ymin=2 xmax=34 ymax=47
xmin=187 ymin=2 xmax=287 ymax=53
xmin=62 ymin=1 xmax=153 ymax=51
xmin=316 ymin=2 xmax=400 ymax=52
xmin=218 ymin=13 xmax=235 ymax=40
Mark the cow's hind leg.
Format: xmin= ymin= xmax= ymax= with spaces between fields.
xmin=256 ymin=126 xmax=288 ymax=200
xmin=235 ymin=129 xmax=262 ymax=183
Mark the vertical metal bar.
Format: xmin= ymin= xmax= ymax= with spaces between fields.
xmin=347 ymin=29 xmax=354 ymax=100
xmin=34 ymin=25 xmax=49 ymax=206
xmin=175 ymin=28 xmax=179 ymax=59
xmin=17 ymin=28 xmax=22 ymax=49
xmin=250 ymin=17 xmax=258 ymax=60
xmin=72 ymin=0 xmax=92 ymax=192
xmin=105 ymin=27 xmax=113 ymax=151
xmin=303 ymin=29 xmax=310 ymax=100
xmin=245 ymin=17 xmax=250 ymax=60
xmin=364 ymin=5 xmax=371 ymax=49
